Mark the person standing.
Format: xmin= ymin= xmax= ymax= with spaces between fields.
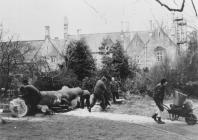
xmin=110 ymin=77 xmax=119 ymax=103
xmin=152 ymin=79 xmax=168 ymax=124
xmin=88 ymin=76 xmax=110 ymax=112
xmin=82 ymin=77 xmax=93 ymax=93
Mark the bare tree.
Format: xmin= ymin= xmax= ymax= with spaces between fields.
xmin=155 ymin=0 xmax=197 ymax=16
xmin=0 ymin=34 xmax=34 ymax=89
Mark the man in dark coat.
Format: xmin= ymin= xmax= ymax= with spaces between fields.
xmin=20 ymin=85 xmax=42 ymax=115
xmin=88 ymin=76 xmax=110 ymax=112
xmin=152 ymin=78 xmax=168 ymax=124
xmin=110 ymin=77 xmax=119 ymax=103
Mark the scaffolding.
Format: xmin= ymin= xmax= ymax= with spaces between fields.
xmin=172 ymin=13 xmax=187 ymax=55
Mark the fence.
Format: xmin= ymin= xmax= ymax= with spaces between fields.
xmin=0 ymin=89 xmax=18 ymax=112
xmin=0 ymin=89 xmax=18 ymax=102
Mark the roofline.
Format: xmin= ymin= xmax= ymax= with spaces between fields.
xmin=12 ymin=30 xmax=149 ymax=41
xmin=18 ymin=39 xmax=44 ymax=42
xmin=68 ymin=30 xmax=149 ymax=36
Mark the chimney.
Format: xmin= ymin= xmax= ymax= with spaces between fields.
xmin=125 ymin=21 xmax=130 ymax=32
xmin=150 ymin=20 xmax=153 ymax=31
xmin=0 ymin=23 xmax=3 ymax=37
xmin=45 ymin=26 xmax=50 ymax=39
xmin=77 ymin=29 xmax=81 ymax=39
xmin=64 ymin=16 xmax=68 ymax=40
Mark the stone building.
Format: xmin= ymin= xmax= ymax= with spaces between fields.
xmin=22 ymin=17 xmax=178 ymax=71
xmin=126 ymin=28 xmax=178 ymax=68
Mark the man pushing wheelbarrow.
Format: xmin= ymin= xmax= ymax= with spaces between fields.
xmin=152 ymin=79 xmax=197 ymax=125
xmin=152 ymin=79 xmax=168 ymax=124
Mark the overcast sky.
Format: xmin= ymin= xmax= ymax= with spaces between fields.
xmin=0 ymin=0 xmax=197 ymax=40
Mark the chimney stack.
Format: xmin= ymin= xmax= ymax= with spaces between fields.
xmin=64 ymin=16 xmax=68 ymax=40
xmin=150 ymin=20 xmax=153 ymax=31
xmin=77 ymin=29 xmax=81 ymax=39
xmin=45 ymin=26 xmax=50 ymax=39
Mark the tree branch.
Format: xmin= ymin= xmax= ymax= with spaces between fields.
xmin=191 ymin=0 xmax=198 ymax=16
xmin=155 ymin=0 xmax=185 ymax=12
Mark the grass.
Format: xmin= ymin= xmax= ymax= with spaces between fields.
xmin=108 ymin=94 xmax=198 ymax=120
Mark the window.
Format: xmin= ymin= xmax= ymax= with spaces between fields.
xmin=51 ymin=56 xmax=56 ymax=62
xmin=134 ymin=55 xmax=141 ymax=64
xmin=154 ymin=46 xmax=165 ymax=62
xmin=154 ymin=46 xmax=166 ymax=62
xmin=156 ymin=51 xmax=163 ymax=62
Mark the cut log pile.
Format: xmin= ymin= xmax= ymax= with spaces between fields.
xmin=9 ymin=86 xmax=82 ymax=117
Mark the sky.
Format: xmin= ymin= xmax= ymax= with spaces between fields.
xmin=0 ymin=0 xmax=197 ymax=40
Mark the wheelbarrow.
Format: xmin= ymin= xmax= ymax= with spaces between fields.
xmin=163 ymin=90 xmax=198 ymax=125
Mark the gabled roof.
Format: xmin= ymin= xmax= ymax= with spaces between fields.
xmin=48 ymin=39 xmax=64 ymax=57
xmin=126 ymin=33 xmax=146 ymax=51
xmin=22 ymin=40 xmax=44 ymax=61
xmin=134 ymin=31 xmax=150 ymax=44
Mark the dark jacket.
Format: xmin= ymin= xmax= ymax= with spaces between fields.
xmin=110 ymin=81 xmax=119 ymax=93
xmin=153 ymin=83 xmax=166 ymax=101
xmin=20 ymin=85 xmax=42 ymax=106
xmin=94 ymin=80 xmax=107 ymax=96
xmin=82 ymin=78 xmax=92 ymax=92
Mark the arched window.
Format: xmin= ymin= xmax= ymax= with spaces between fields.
xmin=154 ymin=46 xmax=166 ymax=62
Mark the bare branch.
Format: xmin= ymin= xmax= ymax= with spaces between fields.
xmin=191 ymin=0 xmax=198 ymax=16
xmin=155 ymin=0 xmax=185 ymax=12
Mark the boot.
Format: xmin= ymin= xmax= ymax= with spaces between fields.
xmin=152 ymin=113 xmax=158 ymax=122
xmin=1 ymin=118 xmax=6 ymax=124
xmin=88 ymin=107 xmax=91 ymax=112
xmin=157 ymin=117 xmax=165 ymax=124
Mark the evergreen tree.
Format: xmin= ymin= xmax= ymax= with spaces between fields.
xmin=99 ymin=39 xmax=130 ymax=82
xmin=111 ymin=41 xmax=130 ymax=82
xmin=64 ymin=38 xmax=96 ymax=81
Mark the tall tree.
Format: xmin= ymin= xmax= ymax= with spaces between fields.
xmin=98 ymin=38 xmax=114 ymax=79
xmin=64 ymin=38 xmax=96 ymax=81
xmin=99 ymin=39 xmax=130 ymax=82
xmin=111 ymin=41 xmax=130 ymax=82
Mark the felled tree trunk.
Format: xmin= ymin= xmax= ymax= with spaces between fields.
xmin=39 ymin=91 xmax=62 ymax=106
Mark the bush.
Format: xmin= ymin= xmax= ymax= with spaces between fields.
xmin=57 ymin=70 xmax=81 ymax=88
xmin=34 ymin=76 xmax=62 ymax=91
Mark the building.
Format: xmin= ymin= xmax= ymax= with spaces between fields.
xmin=126 ymin=28 xmax=178 ymax=68
xmin=22 ymin=18 xmax=179 ymax=71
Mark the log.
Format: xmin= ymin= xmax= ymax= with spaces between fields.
xmin=39 ymin=91 xmax=61 ymax=106
xmin=9 ymin=98 xmax=28 ymax=117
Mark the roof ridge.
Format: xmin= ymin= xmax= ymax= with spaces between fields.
xmin=68 ymin=30 xmax=148 ymax=36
